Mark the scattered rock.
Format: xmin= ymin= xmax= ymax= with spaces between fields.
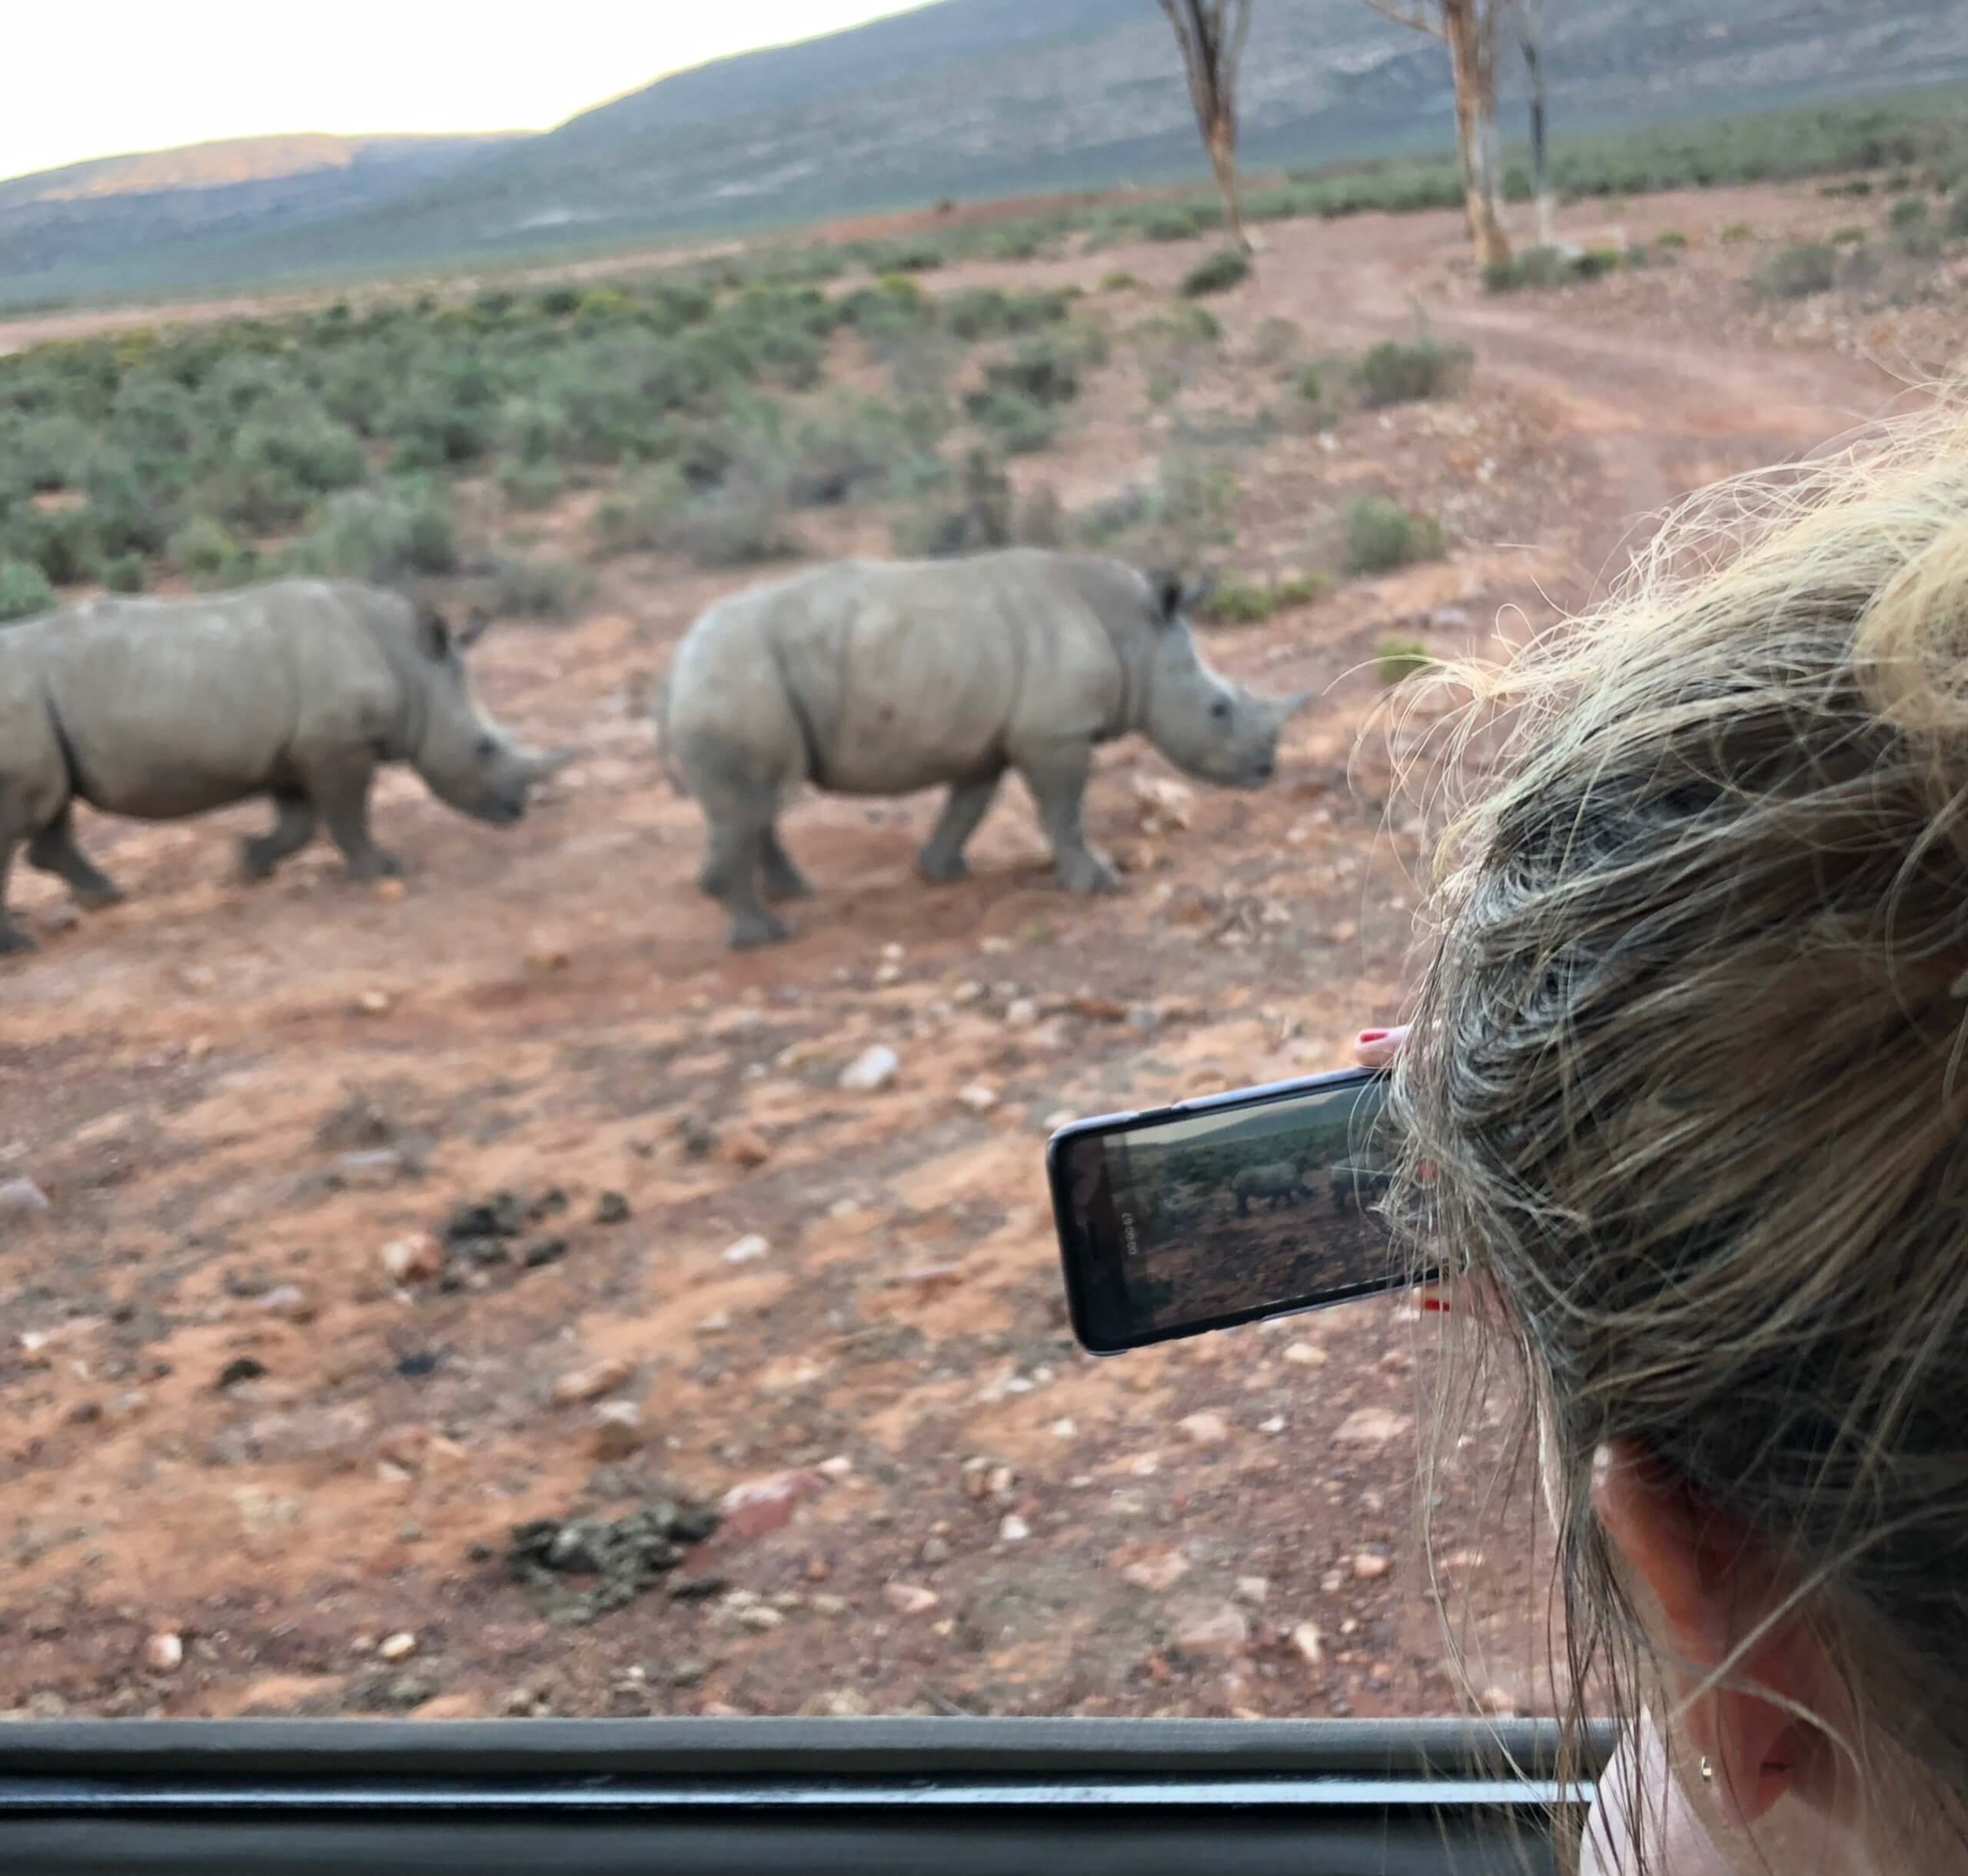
xmin=1168 ymin=1598 xmax=1250 ymax=1657
xmin=956 ymin=1082 xmax=999 ymax=1113
xmin=331 ymin=1148 xmax=411 ymax=1189
xmin=1003 ymin=998 xmax=1039 ymax=1028
xmin=506 ymin=1498 xmax=720 ymax=1625
xmin=718 ymin=1469 xmax=831 ymax=1542
xmin=102 ymin=1388 xmax=149 ymax=1424
xmin=732 ymin=1603 xmax=785 ymax=1633
xmin=525 ymin=937 xmax=573 ymax=973
xmin=1480 ymin=1685 xmax=1518 ymax=1717
xmin=1178 ymin=1410 xmax=1228 ymax=1445
xmin=590 ymin=1400 xmax=644 ymax=1461
xmin=1236 ymin=1576 xmax=1270 ymax=1605
xmin=1132 ymin=774 xmax=1195 ymax=833
xmin=372 ymin=877 xmax=409 ymax=903
xmin=722 ymin=1233 xmax=770 ymax=1265
xmin=1289 ymin=1621 xmax=1324 ymax=1667
xmin=0 ymin=1177 xmax=50 ymax=1218
xmin=883 ymin=1582 xmax=940 ymax=1615
xmin=552 ymin=1356 xmax=633 ymax=1405
xmin=999 ymin=1514 xmax=1030 ymax=1544
xmin=378 ymin=1632 xmax=418 ymax=1663
xmin=719 ymin=1128 xmax=774 ymax=1168
xmin=357 ymin=990 xmax=392 ymax=1015
xmin=1119 ymin=1548 xmax=1191 ymax=1592
xmin=258 ymin=1285 xmax=317 ymax=1324
xmin=816 ymin=1455 xmax=854 ymax=1481
xmin=142 ymin=1632 xmax=184 ymax=1673
xmin=1282 ymin=1342 xmax=1328 ymax=1368
xmin=1335 ymin=1406 xmax=1410 ymax=1445
xmin=919 ymin=1535 xmax=952 ymax=1566
xmin=839 ymin=1045 xmax=899 ymax=1092
xmin=214 ymin=1356 xmax=268 ymax=1392
xmin=593 ymin=1191 xmax=631 ymax=1226
xmin=381 ymin=1232 xmax=445 ymax=1284
xmin=1351 ymin=1551 xmax=1392 ymax=1582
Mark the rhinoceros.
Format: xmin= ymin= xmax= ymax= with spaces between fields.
xmin=0 ymin=579 xmax=569 ymax=952
xmin=657 ymin=548 xmax=1311 ymax=948
xmin=1232 ymin=1160 xmax=1311 ymax=1217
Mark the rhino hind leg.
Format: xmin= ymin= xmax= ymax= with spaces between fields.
xmin=25 ymin=807 xmax=122 ymax=911
xmin=697 ymin=807 xmax=790 ymax=950
xmin=240 ymin=792 xmax=321 ymax=883
xmin=760 ymin=828 xmax=813 ymax=903
xmin=0 ymin=830 xmax=30 ymax=954
xmin=313 ymin=763 xmax=403 ymax=882
xmin=919 ymin=772 xmax=1003 ymax=883
xmin=1015 ymin=743 xmax=1119 ymax=895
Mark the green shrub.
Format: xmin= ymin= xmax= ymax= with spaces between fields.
xmin=1252 ymin=318 xmax=1301 ymax=365
xmin=1831 ymin=225 xmax=1869 ymax=246
xmin=1376 ymin=635 xmax=1431 ymax=685
xmin=1657 ymin=229 xmax=1690 ymax=250
xmin=1196 ymin=572 xmax=1328 ymax=625
xmin=1890 ymin=193 xmax=1932 ymax=231
xmin=974 ymin=334 xmax=1088 ymax=408
xmin=1142 ymin=202 xmax=1222 ymax=242
xmin=484 ymin=555 xmax=592 ymax=621
xmin=1180 ymin=249 xmax=1252 ymax=298
xmin=168 ymin=516 xmax=251 ymax=587
xmin=939 ymin=286 xmax=1072 ymax=341
xmin=1890 ymin=195 xmax=1943 ymax=255
xmin=1754 ymin=242 xmax=1839 ymax=298
xmin=3 ymin=505 xmax=100 ymax=585
xmin=1099 ymin=270 xmax=1141 ymax=293
xmin=496 ymin=457 xmax=569 ymax=510
xmin=285 ymin=487 xmax=456 ymax=581
xmin=966 ymin=389 xmax=1059 ymax=454
xmin=1950 ymin=189 xmax=1968 ymax=238
xmin=593 ymin=467 xmax=689 ymax=556
xmin=1357 ymin=336 xmax=1472 ymax=407
xmin=1345 ymin=499 xmax=1444 ymax=575
xmin=785 ymin=397 xmax=933 ymax=506
xmin=100 ymin=551 xmax=147 ymax=594
xmin=15 ymin=414 xmax=95 ymax=491
xmin=680 ymin=461 xmax=805 ymax=567
xmin=1720 ymin=221 xmax=1755 ymax=244
xmin=1820 ymin=178 xmax=1874 ymax=198
xmin=0 ymin=557 xmax=56 ymax=620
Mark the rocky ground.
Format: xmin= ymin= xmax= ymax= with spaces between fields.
xmin=0 ymin=181 xmax=1922 ymax=1722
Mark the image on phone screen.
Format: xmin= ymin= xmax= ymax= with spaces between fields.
xmin=1048 ymin=1068 xmax=1408 ymax=1353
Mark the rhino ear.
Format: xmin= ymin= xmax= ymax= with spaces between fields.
xmin=1180 ymin=571 xmax=1217 ymax=615
xmin=454 ymin=604 xmax=493 ymax=650
xmin=1145 ymin=567 xmax=1186 ymax=624
xmin=414 ymin=603 xmax=452 ymax=662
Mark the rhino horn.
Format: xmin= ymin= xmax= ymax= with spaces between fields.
xmin=523 ymin=744 xmax=578 ymax=780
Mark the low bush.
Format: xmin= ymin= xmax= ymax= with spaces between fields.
xmin=1181 ymin=249 xmax=1252 ymax=298
xmin=1345 ymin=499 xmax=1444 ymax=575
xmin=1252 ymin=318 xmax=1302 ymax=365
xmin=1890 ymin=195 xmax=1943 ymax=256
xmin=1099 ymin=270 xmax=1141 ymax=293
xmin=483 ymin=555 xmax=592 ymax=621
xmin=1720 ymin=221 xmax=1756 ymax=244
xmin=284 ymin=486 xmax=457 ymax=581
xmin=1754 ymin=241 xmax=1840 ymax=298
xmin=0 ymin=557 xmax=55 ymax=620
xmin=1657 ymin=228 xmax=1690 ymax=250
xmin=1357 ymin=336 xmax=1472 ymax=407
xmin=167 ymin=516 xmax=252 ymax=588
xmin=2 ymin=505 xmax=100 ymax=586
xmin=100 ymin=551 xmax=147 ymax=594
xmin=1950 ymin=189 xmax=1968 ymax=238
xmin=593 ymin=467 xmax=690 ymax=557
xmin=495 ymin=457 xmax=569 ymax=510
xmin=1377 ymin=635 xmax=1431 ymax=685
xmin=966 ymin=389 xmax=1059 ymax=455
xmin=1195 ymin=572 xmax=1327 ymax=626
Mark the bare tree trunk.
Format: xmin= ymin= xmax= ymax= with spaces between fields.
xmin=1442 ymin=0 xmax=1510 ymax=268
xmin=1205 ymin=115 xmax=1251 ymax=253
xmin=1518 ymin=0 xmax=1554 ymax=247
xmin=1160 ymin=0 xmax=1256 ymax=256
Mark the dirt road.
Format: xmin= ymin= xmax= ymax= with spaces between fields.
xmin=0 ymin=192 xmax=1913 ymax=1724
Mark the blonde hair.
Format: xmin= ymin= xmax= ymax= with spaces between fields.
xmin=1388 ymin=397 xmax=1968 ymax=1868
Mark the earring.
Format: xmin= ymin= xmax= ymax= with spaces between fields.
xmin=1698 ymin=1757 xmax=1714 ymax=1784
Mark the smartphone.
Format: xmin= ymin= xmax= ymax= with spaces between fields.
xmin=1047 ymin=1066 xmax=1421 ymax=1355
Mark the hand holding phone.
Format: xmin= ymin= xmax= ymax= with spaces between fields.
xmin=1047 ymin=1065 xmax=1423 ymax=1355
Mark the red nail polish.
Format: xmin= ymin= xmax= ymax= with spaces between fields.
xmin=1420 ymin=1296 xmax=1451 ymax=1313
xmin=1358 ymin=1029 xmax=1388 ymax=1044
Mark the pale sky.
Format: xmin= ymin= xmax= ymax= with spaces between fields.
xmin=2 ymin=2 xmax=919 ymax=185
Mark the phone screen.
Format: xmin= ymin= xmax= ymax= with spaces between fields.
xmin=1047 ymin=1067 xmax=1414 ymax=1354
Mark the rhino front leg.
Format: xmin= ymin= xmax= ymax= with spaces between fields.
xmin=760 ymin=827 xmax=813 ymax=903
xmin=239 ymin=790 xmax=321 ymax=883
xmin=313 ymin=762 xmax=404 ymax=882
xmin=919 ymin=771 xmax=1003 ymax=883
xmin=1016 ymin=742 xmax=1119 ymax=894
xmin=25 ymin=807 xmax=123 ymax=910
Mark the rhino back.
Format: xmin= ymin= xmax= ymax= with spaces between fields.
xmin=38 ymin=584 xmax=399 ymax=817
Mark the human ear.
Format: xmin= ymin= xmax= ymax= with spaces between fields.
xmin=1591 ymin=1439 xmax=1828 ymax=1831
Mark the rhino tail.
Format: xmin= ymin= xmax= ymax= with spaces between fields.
xmin=651 ymin=667 xmax=689 ymax=797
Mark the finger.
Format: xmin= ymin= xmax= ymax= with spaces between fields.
xmin=1353 ymin=1024 xmax=1410 ymax=1069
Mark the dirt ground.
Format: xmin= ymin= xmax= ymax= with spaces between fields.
xmin=0 ymin=182 xmax=1919 ymax=1723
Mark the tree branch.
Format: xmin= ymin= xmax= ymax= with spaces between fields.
xmin=1361 ymin=0 xmax=1441 ymax=37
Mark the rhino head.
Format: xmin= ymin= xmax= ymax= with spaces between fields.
xmin=406 ymin=604 xmax=573 ymax=824
xmin=1135 ymin=570 xmax=1311 ymax=787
